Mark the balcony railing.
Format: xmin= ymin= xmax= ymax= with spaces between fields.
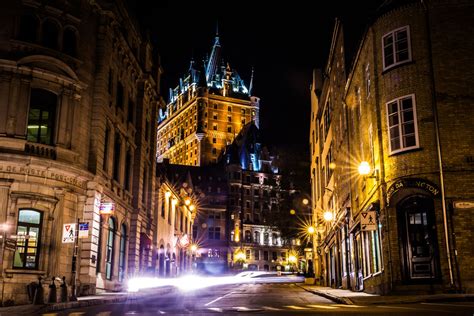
xmin=24 ymin=143 xmax=57 ymax=160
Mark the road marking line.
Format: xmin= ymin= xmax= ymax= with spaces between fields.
xmin=378 ymin=306 xmax=420 ymax=310
xmin=208 ymin=307 xmax=223 ymax=312
xmin=307 ymin=304 xmax=338 ymax=309
xmin=332 ymin=304 xmax=363 ymax=308
xmin=262 ymin=306 xmax=282 ymax=311
xmin=422 ymin=302 xmax=474 ymax=308
xmin=285 ymin=305 xmax=310 ymax=310
xmin=205 ymin=291 xmax=234 ymax=306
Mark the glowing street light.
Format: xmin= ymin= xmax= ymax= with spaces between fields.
xmin=290 ymin=209 xmax=296 ymax=215
xmin=323 ymin=211 xmax=334 ymax=222
xmin=190 ymin=244 xmax=198 ymax=252
xmin=288 ymin=254 xmax=297 ymax=264
xmin=358 ymin=161 xmax=371 ymax=176
xmin=302 ymin=198 xmax=309 ymax=205
xmin=184 ymin=198 xmax=191 ymax=206
xmin=307 ymin=226 xmax=315 ymax=235
xmin=189 ymin=204 xmax=195 ymax=211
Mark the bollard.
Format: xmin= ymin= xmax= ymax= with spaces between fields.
xmin=48 ymin=277 xmax=57 ymax=303
xmin=60 ymin=276 xmax=68 ymax=302
xmin=33 ymin=276 xmax=44 ymax=305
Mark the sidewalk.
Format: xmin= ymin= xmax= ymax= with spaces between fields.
xmin=298 ymin=284 xmax=474 ymax=305
xmin=0 ymin=286 xmax=175 ymax=316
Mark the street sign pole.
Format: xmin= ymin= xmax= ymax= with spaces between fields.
xmin=71 ymin=217 xmax=80 ymax=301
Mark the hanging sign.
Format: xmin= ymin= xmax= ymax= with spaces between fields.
xmin=178 ymin=234 xmax=190 ymax=248
xmin=78 ymin=222 xmax=89 ymax=239
xmin=99 ymin=202 xmax=115 ymax=215
xmin=4 ymin=237 xmax=17 ymax=251
xmin=62 ymin=223 xmax=76 ymax=243
xmin=361 ymin=211 xmax=377 ymax=231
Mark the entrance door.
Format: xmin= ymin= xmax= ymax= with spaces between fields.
xmin=354 ymin=233 xmax=364 ymax=291
xmin=398 ymin=196 xmax=439 ymax=281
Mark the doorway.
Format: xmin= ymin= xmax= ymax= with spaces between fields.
xmin=398 ymin=196 xmax=439 ymax=281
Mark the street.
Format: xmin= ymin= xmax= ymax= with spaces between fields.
xmin=38 ymin=275 xmax=474 ymax=315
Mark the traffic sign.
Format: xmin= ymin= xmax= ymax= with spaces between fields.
xmin=361 ymin=211 xmax=377 ymax=231
xmin=62 ymin=223 xmax=76 ymax=243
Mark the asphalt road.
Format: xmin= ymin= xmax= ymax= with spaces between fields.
xmin=40 ymin=276 xmax=474 ymax=315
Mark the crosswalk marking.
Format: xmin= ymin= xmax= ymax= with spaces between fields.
xmin=285 ymin=305 xmax=310 ymax=310
xmin=307 ymin=304 xmax=338 ymax=309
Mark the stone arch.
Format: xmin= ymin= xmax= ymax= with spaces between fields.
xmin=17 ymin=55 xmax=79 ymax=81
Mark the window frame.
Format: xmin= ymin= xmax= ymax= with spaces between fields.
xmin=385 ymin=94 xmax=419 ymax=154
xmin=13 ymin=209 xmax=43 ymax=270
xmin=382 ymin=25 xmax=412 ymax=71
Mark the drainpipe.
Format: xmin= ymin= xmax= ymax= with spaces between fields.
xmin=370 ymin=27 xmax=393 ymax=293
xmin=422 ymin=0 xmax=454 ymax=288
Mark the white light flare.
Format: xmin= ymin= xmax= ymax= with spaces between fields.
xmin=127 ymin=274 xmax=257 ymax=293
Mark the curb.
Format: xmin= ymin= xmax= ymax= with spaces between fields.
xmin=296 ymin=285 xmax=353 ymax=305
xmin=44 ymin=295 xmax=130 ymax=312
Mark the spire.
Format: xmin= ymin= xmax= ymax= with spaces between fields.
xmin=206 ymin=26 xmax=221 ymax=83
xmin=248 ymin=67 xmax=254 ymax=96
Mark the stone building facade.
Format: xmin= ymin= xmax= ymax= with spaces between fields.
xmin=0 ymin=0 xmax=163 ymax=304
xmin=157 ymin=163 xmax=229 ymax=275
xmin=154 ymin=167 xmax=196 ymax=277
xmin=156 ymin=34 xmax=259 ymax=166
xmin=310 ymin=0 xmax=474 ymax=294
xmin=225 ymin=123 xmax=290 ymax=271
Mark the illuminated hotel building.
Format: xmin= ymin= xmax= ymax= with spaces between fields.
xmin=156 ymin=34 xmax=260 ymax=166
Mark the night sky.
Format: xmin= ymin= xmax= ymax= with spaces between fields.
xmin=131 ymin=0 xmax=383 ymax=147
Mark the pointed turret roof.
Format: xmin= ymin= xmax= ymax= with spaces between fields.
xmin=206 ymin=32 xmax=221 ymax=83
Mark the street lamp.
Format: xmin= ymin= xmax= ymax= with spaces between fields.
xmin=307 ymin=225 xmax=315 ymax=235
xmin=358 ymin=161 xmax=379 ymax=180
xmin=323 ymin=211 xmax=334 ymax=222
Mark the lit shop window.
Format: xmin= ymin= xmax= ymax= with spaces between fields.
xmin=14 ymin=210 xmax=42 ymax=269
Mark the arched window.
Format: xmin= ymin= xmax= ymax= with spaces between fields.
xmin=62 ymin=27 xmax=77 ymax=56
xmin=105 ymin=217 xmax=116 ymax=280
xmin=264 ymin=233 xmax=269 ymax=245
xmin=41 ymin=19 xmax=59 ymax=50
xmin=27 ymin=89 xmax=57 ymax=145
xmin=18 ymin=15 xmax=38 ymax=42
xmin=14 ymin=210 xmax=42 ymax=269
xmin=118 ymin=224 xmax=127 ymax=282
xmin=254 ymin=231 xmax=260 ymax=244
xmin=245 ymin=230 xmax=251 ymax=243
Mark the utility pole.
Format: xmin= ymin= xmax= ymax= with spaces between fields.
xmin=71 ymin=217 xmax=80 ymax=301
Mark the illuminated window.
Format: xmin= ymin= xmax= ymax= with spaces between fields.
xmin=382 ymin=26 xmax=411 ymax=70
xmin=106 ymin=217 xmax=116 ymax=280
xmin=27 ymin=89 xmax=57 ymax=145
xmin=13 ymin=210 xmax=42 ymax=269
xmin=386 ymin=94 xmax=419 ymax=154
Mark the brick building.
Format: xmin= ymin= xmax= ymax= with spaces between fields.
xmin=0 ymin=0 xmax=163 ymax=304
xmin=310 ymin=0 xmax=474 ymax=294
xmin=156 ymin=33 xmax=260 ymax=166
